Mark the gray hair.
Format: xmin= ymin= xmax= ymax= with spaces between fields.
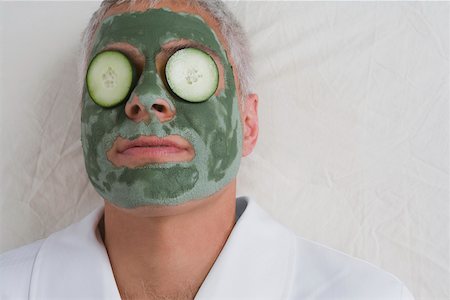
xmin=78 ymin=0 xmax=253 ymax=105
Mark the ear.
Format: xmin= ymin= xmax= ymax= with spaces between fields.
xmin=242 ymin=93 xmax=259 ymax=157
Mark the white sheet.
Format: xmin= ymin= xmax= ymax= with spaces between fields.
xmin=0 ymin=1 xmax=448 ymax=299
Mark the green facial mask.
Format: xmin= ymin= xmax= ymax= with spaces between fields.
xmin=81 ymin=8 xmax=242 ymax=208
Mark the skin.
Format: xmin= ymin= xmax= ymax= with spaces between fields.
xmin=82 ymin=3 xmax=242 ymax=208
xmin=83 ymin=0 xmax=259 ymax=299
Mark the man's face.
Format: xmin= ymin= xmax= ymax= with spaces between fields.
xmin=81 ymin=5 xmax=243 ymax=208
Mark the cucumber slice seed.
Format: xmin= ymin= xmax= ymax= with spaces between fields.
xmin=86 ymin=50 xmax=136 ymax=108
xmin=165 ymin=48 xmax=219 ymax=103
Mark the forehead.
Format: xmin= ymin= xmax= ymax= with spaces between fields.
xmin=100 ymin=0 xmax=228 ymax=48
xmin=94 ymin=10 xmax=223 ymax=55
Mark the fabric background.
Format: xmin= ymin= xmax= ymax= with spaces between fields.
xmin=1 ymin=1 xmax=448 ymax=299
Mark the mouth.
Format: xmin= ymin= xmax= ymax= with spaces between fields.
xmin=107 ymin=135 xmax=195 ymax=167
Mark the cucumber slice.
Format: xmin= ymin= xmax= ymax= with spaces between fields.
xmin=165 ymin=48 xmax=219 ymax=103
xmin=86 ymin=50 xmax=136 ymax=108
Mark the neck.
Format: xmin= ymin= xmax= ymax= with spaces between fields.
xmin=100 ymin=180 xmax=237 ymax=300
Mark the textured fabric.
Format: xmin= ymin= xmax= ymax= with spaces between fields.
xmin=0 ymin=197 xmax=413 ymax=299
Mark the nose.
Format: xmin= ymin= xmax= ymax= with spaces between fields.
xmin=124 ymin=96 xmax=175 ymax=123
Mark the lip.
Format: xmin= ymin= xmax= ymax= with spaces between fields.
xmin=118 ymin=135 xmax=190 ymax=153
xmin=107 ymin=135 xmax=195 ymax=167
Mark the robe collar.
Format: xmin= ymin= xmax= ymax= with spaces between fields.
xmin=30 ymin=197 xmax=297 ymax=299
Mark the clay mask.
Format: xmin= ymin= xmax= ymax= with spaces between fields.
xmin=81 ymin=8 xmax=242 ymax=208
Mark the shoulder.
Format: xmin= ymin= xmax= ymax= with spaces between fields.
xmin=0 ymin=239 xmax=45 ymax=298
xmin=232 ymin=197 xmax=414 ymax=299
xmin=290 ymin=235 xmax=414 ymax=299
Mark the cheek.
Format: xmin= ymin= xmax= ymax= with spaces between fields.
xmin=82 ymin=97 xmax=121 ymax=150
xmin=175 ymin=97 xmax=231 ymax=142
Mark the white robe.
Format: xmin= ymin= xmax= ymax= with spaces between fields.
xmin=0 ymin=197 xmax=414 ymax=299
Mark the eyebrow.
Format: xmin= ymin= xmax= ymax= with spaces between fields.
xmin=159 ymin=40 xmax=218 ymax=57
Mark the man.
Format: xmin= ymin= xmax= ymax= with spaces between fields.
xmin=0 ymin=0 xmax=414 ymax=299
